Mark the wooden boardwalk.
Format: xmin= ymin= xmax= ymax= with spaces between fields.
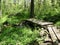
xmin=24 ymin=18 xmax=60 ymax=45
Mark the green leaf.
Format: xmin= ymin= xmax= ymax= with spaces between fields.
xmin=0 ymin=15 xmax=8 ymax=24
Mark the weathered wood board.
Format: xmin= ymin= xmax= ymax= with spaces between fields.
xmin=47 ymin=25 xmax=57 ymax=42
xmin=26 ymin=18 xmax=53 ymax=26
xmin=44 ymin=34 xmax=52 ymax=42
xmin=52 ymin=26 xmax=60 ymax=41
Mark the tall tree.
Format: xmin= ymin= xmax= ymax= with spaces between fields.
xmin=30 ymin=0 xmax=34 ymax=18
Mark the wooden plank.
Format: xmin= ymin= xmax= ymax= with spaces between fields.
xmin=26 ymin=18 xmax=53 ymax=26
xmin=44 ymin=34 xmax=52 ymax=42
xmin=52 ymin=26 xmax=60 ymax=41
xmin=47 ymin=25 xmax=57 ymax=42
xmin=58 ymin=43 xmax=60 ymax=45
xmin=39 ymin=22 xmax=53 ymax=26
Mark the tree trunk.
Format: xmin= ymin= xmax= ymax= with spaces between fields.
xmin=30 ymin=0 xmax=34 ymax=18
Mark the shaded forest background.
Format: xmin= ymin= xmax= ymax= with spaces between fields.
xmin=1 ymin=0 xmax=60 ymax=25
